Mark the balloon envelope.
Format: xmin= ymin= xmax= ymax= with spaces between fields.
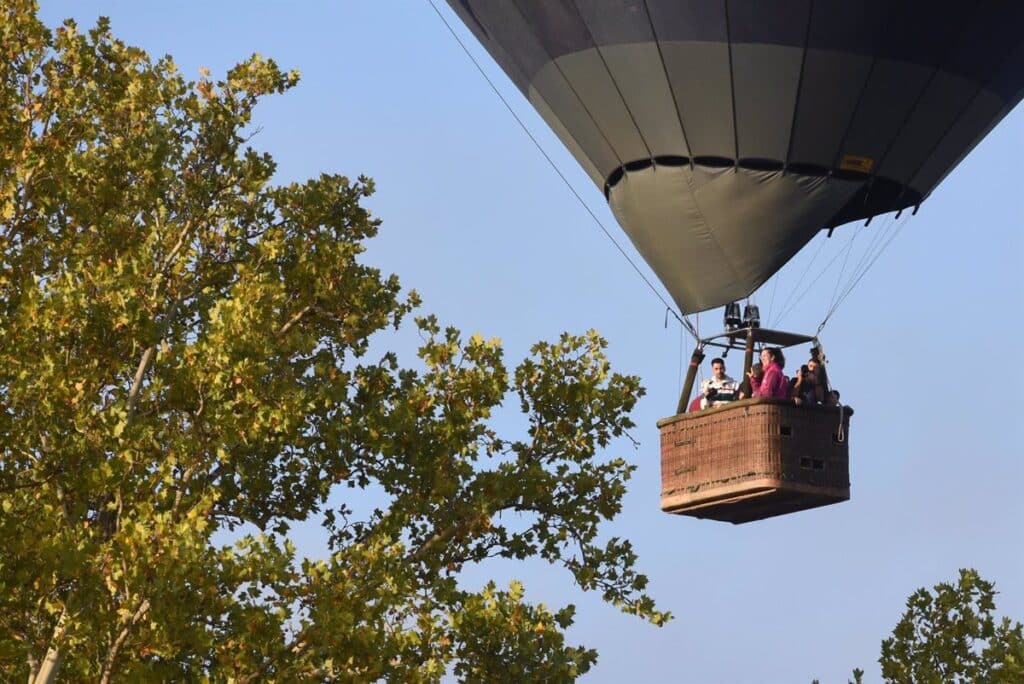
xmin=447 ymin=0 xmax=1024 ymax=312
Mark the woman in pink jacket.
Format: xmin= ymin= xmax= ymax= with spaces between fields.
xmin=750 ymin=347 xmax=789 ymax=399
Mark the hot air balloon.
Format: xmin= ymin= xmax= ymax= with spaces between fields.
xmin=444 ymin=0 xmax=1024 ymax=522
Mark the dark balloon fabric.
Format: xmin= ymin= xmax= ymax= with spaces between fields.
xmin=447 ymin=0 xmax=1024 ymax=313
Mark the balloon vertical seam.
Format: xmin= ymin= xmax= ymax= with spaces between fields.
xmin=904 ymin=30 xmax=1024 ymax=191
xmin=724 ymin=0 xmax=739 ymax=167
xmin=869 ymin=16 xmax=970 ymax=191
xmin=784 ymin=0 xmax=816 ymax=172
xmin=569 ymin=0 xmax=654 ymax=162
xmin=642 ymin=0 xmax=693 ymax=166
xmin=508 ymin=0 xmax=625 ymax=168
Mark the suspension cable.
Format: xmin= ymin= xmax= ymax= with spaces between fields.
xmin=426 ymin=0 xmax=698 ymax=340
xmin=771 ymin=233 xmax=828 ymax=327
xmin=774 ymin=226 xmax=875 ymax=326
xmin=826 ymin=213 xmax=900 ymax=316
xmin=837 ymin=212 xmax=898 ymax=300
xmin=817 ymin=212 xmax=894 ymax=325
xmin=765 ymin=270 xmax=781 ymax=329
xmin=826 ymin=221 xmax=863 ymax=315
xmin=773 ymin=210 xmax=900 ymax=329
xmin=818 ymin=212 xmax=913 ymax=332
xmin=677 ymin=322 xmax=685 ymax=388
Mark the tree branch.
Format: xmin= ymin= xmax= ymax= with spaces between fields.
xmin=126 ymin=346 xmax=156 ymax=421
xmin=36 ymin=437 xmax=73 ymax=527
xmin=405 ymin=500 xmax=511 ymax=567
xmin=406 ymin=522 xmax=467 ymax=565
xmin=275 ymin=303 xmax=316 ymax=339
xmin=238 ymin=636 xmax=310 ymax=684
xmin=126 ymin=291 xmax=187 ymax=422
xmin=26 ymin=651 xmax=38 ymax=684
xmin=98 ymin=598 xmax=150 ymax=684
xmin=31 ymin=607 xmax=67 ymax=684
xmin=0 ymin=465 xmax=65 ymax=493
xmin=171 ymin=465 xmax=197 ymax=523
xmin=156 ymin=219 xmax=194 ymax=277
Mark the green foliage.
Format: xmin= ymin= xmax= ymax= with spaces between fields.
xmin=0 ymin=2 xmax=666 ymax=681
xmin=812 ymin=669 xmax=863 ymax=684
xmin=879 ymin=569 xmax=1024 ymax=684
xmin=449 ymin=581 xmax=598 ymax=682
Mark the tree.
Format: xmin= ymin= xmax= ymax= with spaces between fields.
xmin=818 ymin=570 xmax=1022 ymax=684
xmin=878 ymin=569 xmax=1024 ymax=684
xmin=0 ymin=3 xmax=666 ymax=681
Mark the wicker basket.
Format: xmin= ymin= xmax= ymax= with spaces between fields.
xmin=659 ymin=398 xmax=852 ymax=524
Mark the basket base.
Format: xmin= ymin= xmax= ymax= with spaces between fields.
xmin=661 ymin=477 xmax=849 ymax=524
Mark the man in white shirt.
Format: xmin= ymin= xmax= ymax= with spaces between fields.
xmin=700 ymin=357 xmax=739 ymax=410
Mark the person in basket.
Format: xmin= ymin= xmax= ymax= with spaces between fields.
xmin=700 ymin=357 xmax=739 ymax=410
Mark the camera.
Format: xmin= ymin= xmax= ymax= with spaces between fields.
xmin=705 ymin=387 xmax=718 ymax=398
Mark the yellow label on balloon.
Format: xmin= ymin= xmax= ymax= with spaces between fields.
xmin=839 ymin=154 xmax=875 ymax=173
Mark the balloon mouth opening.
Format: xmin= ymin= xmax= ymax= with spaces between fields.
xmin=603 ymin=157 xmax=885 ymax=195
xmin=603 ymin=158 xmax=923 ymax=230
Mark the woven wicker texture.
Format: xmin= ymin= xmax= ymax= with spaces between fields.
xmin=659 ymin=398 xmax=851 ymax=524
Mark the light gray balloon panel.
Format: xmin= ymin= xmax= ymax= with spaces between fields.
xmin=597 ymin=43 xmax=688 ymax=158
xmin=657 ymin=41 xmax=733 ymax=158
xmin=550 ymin=48 xmax=652 ymax=164
xmin=609 ymin=165 xmax=860 ymax=313
xmin=730 ymin=43 xmax=803 ymax=162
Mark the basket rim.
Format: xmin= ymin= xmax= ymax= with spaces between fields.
xmin=660 ymin=477 xmax=850 ymax=513
xmin=657 ymin=397 xmax=854 ymax=428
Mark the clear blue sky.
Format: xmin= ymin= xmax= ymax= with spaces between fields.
xmin=39 ymin=2 xmax=1024 ymax=681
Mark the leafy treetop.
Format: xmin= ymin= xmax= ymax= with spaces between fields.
xmin=816 ymin=569 xmax=1024 ymax=684
xmin=879 ymin=569 xmax=1024 ymax=684
xmin=0 ymin=2 xmax=666 ymax=682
